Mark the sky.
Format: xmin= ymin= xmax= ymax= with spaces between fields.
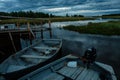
xmin=0 ymin=0 xmax=120 ymax=16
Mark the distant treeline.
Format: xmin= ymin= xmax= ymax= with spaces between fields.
xmin=101 ymin=14 xmax=120 ymax=19
xmin=102 ymin=14 xmax=120 ymax=16
xmin=0 ymin=11 xmax=55 ymax=18
xmin=0 ymin=11 xmax=84 ymax=18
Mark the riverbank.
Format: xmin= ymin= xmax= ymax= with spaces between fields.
xmin=102 ymin=14 xmax=120 ymax=19
xmin=102 ymin=15 xmax=120 ymax=19
xmin=0 ymin=17 xmax=94 ymax=24
xmin=63 ymin=21 xmax=120 ymax=36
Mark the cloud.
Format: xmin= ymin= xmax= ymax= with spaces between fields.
xmin=43 ymin=7 xmax=71 ymax=12
xmin=0 ymin=0 xmax=16 ymax=2
xmin=0 ymin=0 xmax=11 ymax=1
xmin=72 ymin=9 xmax=120 ymax=14
xmin=0 ymin=0 xmax=120 ymax=16
xmin=0 ymin=3 xmax=4 ymax=7
xmin=53 ymin=9 xmax=120 ymax=16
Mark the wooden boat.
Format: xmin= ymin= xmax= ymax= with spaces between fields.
xmin=18 ymin=55 xmax=117 ymax=80
xmin=0 ymin=39 xmax=62 ymax=80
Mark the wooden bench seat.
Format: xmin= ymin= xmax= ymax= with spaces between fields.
xmin=20 ymin=55 xmax=50 ymax=59
xmin=33 ymin=47 xmax=57 ymax=50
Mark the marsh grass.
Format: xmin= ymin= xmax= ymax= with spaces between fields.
xmin=0 ymin=19 xmax=45 ymax=24
xmin=49 ymin=17 xmax=94 ymax=22
xmin=63 ymin=21 xmax=120 ymax=35
xmin=102 ymin=15 xmax=120 ymax=19
xmin=0 ymin=17 xmax=94 ymax=24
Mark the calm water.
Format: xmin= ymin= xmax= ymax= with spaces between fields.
xmin=43 ymin=19 xmax=120 ymax=28
xmin=52 ymin=28 xmax=120 ymax=79
xmin=21 ymin=19 xmax=120 ymax=79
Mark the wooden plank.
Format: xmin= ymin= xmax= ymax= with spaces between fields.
xmin=71 ymin=67 xmax=84 ymax=79
xmin=58 ymin=67 xmax=70 ymax=75
xmin=43 ymin=73 xmax=64 ymax=80
xmin=83 ymin=69 xmax=97 ymax=80
xmin=41 ymin=29 xmax=43 ymax=39
xmin=58 ymin=66 xmax=87 ymax=78
xmin=9 ymin=32 xmax=17 ymax=52
xmin=48 ymin=20 xmax=52 ymax=38
xmin=64 ymin=67 xmax=77 ymax=77
xmin=58 ymin=67 xmax=77 ymax=77
xmin=33 ymin=47 xmax=57 ymax=50
xmin=52 ymin=62 xmax=64 ymax=71
xmin=76 ymin=68 xmax=89 ymax=80
xmin=27 ymin=22 xmax=35 ymax=38
xmin=90 ymin=72 xmax=99 ymax=80
xmin=20 ymin=55 xmax=50 ymax=59
xmin=33 ymin=47 xmax=57 ymax=55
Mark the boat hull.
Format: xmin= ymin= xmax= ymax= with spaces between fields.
xmin=0 ymin=39 xmax=62 ymax=80
xmin=18 ymin=55 xmax=117 ymax=80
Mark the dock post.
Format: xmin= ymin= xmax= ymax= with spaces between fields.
xmin=8 ymin=32 xmax=17 ymax=53
xmin=27 ymin=22 xmax=34 ymax=45
xmin=34 ymin=23 xmax=37 ymax=38
xmin=29 ymin=32 xmax=32 ymax=45
xmin=48 ymin=20 xmax=52 ymax=38
xmin=16 ymin=22 xmax=19 ymax=28
xmin=27 ymin=22 xmax=35 ymax=36
xmin=40 ymin=21 xmax=43 ymax=39
xmin=41 ymin=29 xmax=43 ymax=39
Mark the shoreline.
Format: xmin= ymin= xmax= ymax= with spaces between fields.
xmin=63 ymin=21 xmax=120 ymax=36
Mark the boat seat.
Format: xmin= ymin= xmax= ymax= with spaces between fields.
xmin=20 ymin=55 xmax=50 ymax=59
xmin=33 ymin=47 xmax=57 ymax=50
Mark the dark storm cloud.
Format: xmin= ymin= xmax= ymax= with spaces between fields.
xmin=0 ymin=0 xmax=120 ymax=16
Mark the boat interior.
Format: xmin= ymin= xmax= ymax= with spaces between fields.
xmin=0 ymin=39 xmax=61 ymax=74
xmin=19 ymin=55 xmax=114 ymax=80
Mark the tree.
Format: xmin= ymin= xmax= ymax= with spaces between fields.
xmin=66 ymin=13 xmax=69 ymax=17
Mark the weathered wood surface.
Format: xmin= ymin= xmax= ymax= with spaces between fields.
xmin=33 ymin=47 xmax=57 ymax=50
xmin=58 ymin=66 xmax=100 ymax=80
xmin=0 ymin=28 xmax=49 ymax=33
xmin=43 ymin=73 xmax=64 ymax=80
xmin=20 ymin=55 xmax=50 ymax=59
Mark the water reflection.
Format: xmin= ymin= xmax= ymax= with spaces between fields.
xmin=43 ymin=19 xmax=120 ymax=28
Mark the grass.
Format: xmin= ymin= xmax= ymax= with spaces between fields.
xmin=101 ymin=14 xmax=120 ymax=19
xmin=102 ymin=16 xmax=120 ymax=19
xmin=94 ymin=14 xmax=120 ymax=19
xmin=63 ymin=21 xmax=120 ymax=36
xmin=0 ymin=18 xmax=46 ymax=25
xmin=0 ymin=17 xmax=95 ymax=24
xmin=49 ymin=17 xmax=94 ymax=22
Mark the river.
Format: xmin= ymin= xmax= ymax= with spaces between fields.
xmin=43 ymin=18 xmax=120 ymax=28
xmin=51 ymin=28 xmax=120 ymax=79
xmin=21 ymin=19 xmax=120 ymax=79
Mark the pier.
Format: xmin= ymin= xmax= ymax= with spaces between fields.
xmin=0 ymin=20 xmax=52 ymax=63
